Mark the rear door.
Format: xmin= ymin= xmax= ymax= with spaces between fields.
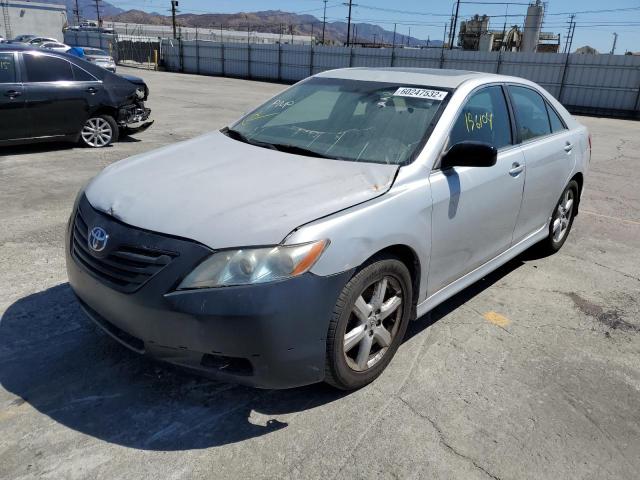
xmin=427 ymin=85 xmax=526 ymax=294
xmin=0 ymin=52 xmax=28 ymax=141
xmin=22 ymin=52 xmax=97 ymax=138
xmin=508 ymin=85 xmax=576 ymax=243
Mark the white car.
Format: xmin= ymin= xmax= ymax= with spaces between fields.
xmin=65 ymin=68 xmax=590 ymax=390
xmin=27 ymin=37 xmax=59 ymax=46
xmin=40 ymin=42 xmax=71 ymax=53
xmin=81 ymin=47 xmax=116 ymax=72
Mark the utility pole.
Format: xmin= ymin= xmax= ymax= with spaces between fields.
xmin=610 ymin=32 xmax=618 ymax=55
xmin=567 ymin=17 xmax=576 ymax=53
xmin=450 ymin=0 xmax=460 ymax=49
xmin=171 ymin=0 xmax=179 ymax=39
xmin=322 ymin=0 xmax=327 ymax=45
xmin=344 ymin=0 xmax=356 ymax=46
xmin=392 ymin=23 xmax=397 ymax=49
xmin=443 ymin=23 xmax=448 ymax=47
xmin=563 ymin=14 xmax=575 ymax=53
xmin=93 ymin=0 xmax=102 ymax=27
xmin=372 ymin=33 xmax=377 ymax=46
xmin=73 ymin=0 xmax=81 ymax=26
xmin=407 ymin=27 xmax=411 ymax=47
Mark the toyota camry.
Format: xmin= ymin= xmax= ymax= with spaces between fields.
xmin=65 ymin=67 xmax=590 ymax=390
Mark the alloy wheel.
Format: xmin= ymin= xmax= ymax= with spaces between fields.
xmin=552 ymin=188 xmax=574 ymax=243
xmin=81 ymin=118 xmax=113 ymax=147
xmin=343 ymin=276 xmax=404 ymax=372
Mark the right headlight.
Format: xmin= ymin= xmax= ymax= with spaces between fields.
xmin=177 ymin=239 xmax=329 ymax=290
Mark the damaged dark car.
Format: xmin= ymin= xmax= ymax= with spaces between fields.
xmin=0 ymin=43 xmax=152 ymax=148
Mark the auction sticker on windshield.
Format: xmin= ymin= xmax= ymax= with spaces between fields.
xmin=393 ymin=87 xmax=448 ymax=101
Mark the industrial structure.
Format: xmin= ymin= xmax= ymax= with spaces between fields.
xmin=458 ymin=1 xmax=560 ymax=53
xmin=0 ymin=1 xmax=67 ymax=41
xmin=103 ymin=22 xmax=315 ymax=45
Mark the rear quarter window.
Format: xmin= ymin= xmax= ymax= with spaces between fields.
xmin=546 ymin=102 xmax=567 ymax=133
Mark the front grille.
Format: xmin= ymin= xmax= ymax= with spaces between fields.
xmin=71 ymin=205 xmax=178 ymax=293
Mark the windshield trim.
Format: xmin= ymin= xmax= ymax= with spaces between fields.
xmin=223 ymin=77 xmax=454 ymax=167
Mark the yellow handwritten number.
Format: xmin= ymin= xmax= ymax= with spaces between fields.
xmin=465 ymin=111 xmax=493 ymax=132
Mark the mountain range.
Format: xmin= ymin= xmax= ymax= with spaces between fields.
xmin=39 ymin=1 xmax=438 ymax=46
xmin=104 ymin=9 xmax=439 ymax=46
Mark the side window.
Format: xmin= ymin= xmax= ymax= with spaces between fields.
xmin=72 ymin=64 xmax=97 ymax=82
xmin=449 ymin=85 xmax=512 ymax=150
xmin=546 ymin=102 xmax=566 ymax=133
xmin=0 ymin=53 xmax=16 ymax=84
xmin=23 ymin=54 xmax=74 ymax=82
xmin=509 ymin=86 xmax=551 ymax=141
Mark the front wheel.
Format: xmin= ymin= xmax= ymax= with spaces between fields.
xmin=325 ymin=256 xmax=412 ymax=390
xmin=79 ymin=114 xmax=118 ymax=148
xmin=537 ymin=180 xmax=579 ymax=254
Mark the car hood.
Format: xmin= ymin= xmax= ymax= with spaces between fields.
xmin=85 ymin=131 xmax=399 ymax=249
xmin=118 ymin=73 xmax=145 ymax=85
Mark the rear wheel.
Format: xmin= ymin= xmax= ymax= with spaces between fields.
xmin=537 ymin=180 xmax=579 ymax=254
xmin=79 ymin=115 xmax=118 ymax=148
xmin=325 ymin=256 xmax=412 ymax=390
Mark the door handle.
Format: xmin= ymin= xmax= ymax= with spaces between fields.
xmin=4 ymin=90 xmax=22 ymax=98
xmin=564 ymin=142 xmax=573 ymax=153
xmin=509 ymin=162 xmax=525 ymax=176
xmin=86 ymin=87 xmax=97 ymax=94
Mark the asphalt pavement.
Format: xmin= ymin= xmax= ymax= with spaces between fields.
xmin=0 ymin=67 xmax=638 ymax=480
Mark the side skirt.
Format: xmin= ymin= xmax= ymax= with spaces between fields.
xmin=416 ymin=224 xmax=548 ymax=318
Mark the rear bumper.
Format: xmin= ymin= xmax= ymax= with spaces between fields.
xmin=65 ymin=195 xmax=352 ymax=389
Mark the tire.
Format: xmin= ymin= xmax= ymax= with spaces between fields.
xmin=79 ymin=114 xmax=118 ymax=148
xmin=537 ymin=180 xmax=579 ymax=254
xmin=325 ymin=255 xmax=413 ymax=390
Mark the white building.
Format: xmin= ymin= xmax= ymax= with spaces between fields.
xmin=0 ymin=1 xmax=67 ymax=41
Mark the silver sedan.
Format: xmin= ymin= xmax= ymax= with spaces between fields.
xmin=66 ymin=68 xmax=590 ymax=390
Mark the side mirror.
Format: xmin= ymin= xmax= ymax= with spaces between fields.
xmin=440 ymin=141 xmax=498 ymax=170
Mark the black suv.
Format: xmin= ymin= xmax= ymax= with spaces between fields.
xmin=0 ymin=43 xmax=152 ymax=148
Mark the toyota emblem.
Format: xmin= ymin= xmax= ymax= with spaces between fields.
xmin=88 ymin=226 xmax=109 ymax=252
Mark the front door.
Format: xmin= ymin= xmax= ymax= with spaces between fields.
xmin=427 ymin=85 xmax=525 ymax=294
xmin=0 ymin=52 xmax=28 ymax=141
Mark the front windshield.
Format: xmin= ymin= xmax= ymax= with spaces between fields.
xmin=228 ymin=77 xmax=449 ymax=165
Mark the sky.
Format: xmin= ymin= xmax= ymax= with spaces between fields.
xmin=109 ymin=0 xmax=640 ymax=53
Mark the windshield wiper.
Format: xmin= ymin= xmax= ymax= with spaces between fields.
xmin=269 ymin=143 xmax=338 ymax=160
xmin=224 ymin=129 xmax=339 ymax=160
xmin=223 ymin=128 xmax=277 ymax=150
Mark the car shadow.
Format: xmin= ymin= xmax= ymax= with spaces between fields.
xmin=0 ymin=141 xmax=76 ymax=156
xmin=0 ymin=252 xmax=533 ymax=451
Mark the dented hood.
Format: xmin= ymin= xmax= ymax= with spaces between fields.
xmin=85 ymin=131 xmax=398 ymax=249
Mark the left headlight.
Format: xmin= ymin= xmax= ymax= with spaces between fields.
xmin=177 ymin=239 xmax=329 ymax=290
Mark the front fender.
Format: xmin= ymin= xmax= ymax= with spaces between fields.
xmin=285 ymin=178 xmax=432 ymax=303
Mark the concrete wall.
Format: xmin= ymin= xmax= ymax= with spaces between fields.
xmin=0 ymin=1 xmax=67 ymax=41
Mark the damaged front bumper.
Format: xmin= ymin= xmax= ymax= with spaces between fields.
xmin=65 ymin=195 xmax=352 ymax=389
xmin=118 ymin=103 xmax=153 ymax=134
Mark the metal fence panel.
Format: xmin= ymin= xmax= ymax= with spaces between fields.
xmin=280 ymin=45 xmax=312 ymax=82
xmin=82 ymin=34 xmax=640 ymax=117
xmin=250 ymin=44 xmax=280 ymax=79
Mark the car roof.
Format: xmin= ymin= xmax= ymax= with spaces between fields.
xmin=315 ymin=67 xmax=503 ymax=89
xmin=0 ymin=42 xmax=36 ymax=51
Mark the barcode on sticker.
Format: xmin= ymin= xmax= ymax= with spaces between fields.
xmin=393 ymin=87 xmax=448 ymax=101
